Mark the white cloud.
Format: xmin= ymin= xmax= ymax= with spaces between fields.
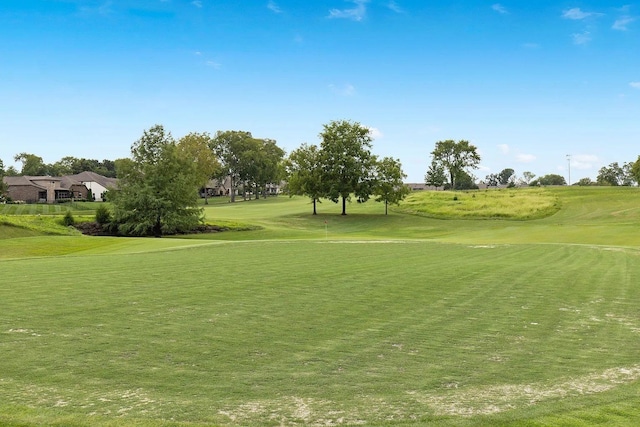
xmin=572 ymin=31 xmax=592 ymax=45
xmin=267 ymin=1 xmax=282 ymax=14
xmin=523 ymin=42 xmax=540 ymax=49
xmin=630 ymin=82 xmax=640 ymax=89
xmin=367 ymin=127 xmax=383 ymax=139
xmin=562 ymin=8 xmax=601 ymax=20
xmin=613 ymin=16 xmax=635 ymax=31
xmin=191 ymin=0 xmax=202 ymax=8
xmin=498 ymin=144 xmax=510 ymax=154
xmin=571 ymin=154 xmax=598 ymax=170
xmin=206 ymin=60 xmax=220 ymax=69
xmin=328 ymin=0 xmax=369 ymax=21
xmin=492 ymin=4 xmax=508 ymax=14
xmin=387 ymin=1 xmax=403 ymax=13
xmin=516 ymin=154 xmax=536 ymax=163
xmin=328 ymin=83 xmax=356 ymax=96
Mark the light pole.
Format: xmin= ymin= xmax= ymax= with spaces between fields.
xmin=566 ymin=154 xmax=571 ymax=185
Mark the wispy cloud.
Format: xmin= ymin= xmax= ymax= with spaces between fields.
xmin=613 ymin=16 xmax=635 ymax=30
xmin=498 ymin=144 xmax=510 ymax=154
xmin=206 ymin=60 xmax=220 ymax=69
xmin=562 ymin=7 xmax=601 ymax=20
xmin=79 ymin=1 xmax=113 ymax=16
xmin=367 ymin=127 xmax=383 ymax=139
xmin=328 ymin=83 xmax=356 ymax=96
xmin=387 ymin=1 xmax=403 ymax=13
xmin=267 ymin=1 xmax=282 ymax=14
xmin=516 ymin=154 xmax=536 ymax=163
xmin=572 ymin=31 xmax=592 ymax=45
xmin=492 ymin=4 xmax=508 ymax=14
xmin=523 ymin=42 xmax=540 ymax=49
xmin=630 ymin=82 xmax=640 ymax=89
xmin=328 ymin=0 xmax=369 ymax=22
xmin=572 ymin=154 xmax=598 ymax=170
xmin=191 ymin=0 xmax=202 ymax=8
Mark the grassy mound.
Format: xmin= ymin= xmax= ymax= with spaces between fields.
xmin=396 ymin=188 xmax=560 ymax=220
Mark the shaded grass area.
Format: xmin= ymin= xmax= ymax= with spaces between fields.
xmin=2 ymin=241 xmax=640 ymax=425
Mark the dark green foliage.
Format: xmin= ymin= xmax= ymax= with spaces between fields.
xmin=62 ymin=210 xmax=75 ymax=226
xmin=110 ymin=125 xmax=203 ymax=237
xmin=95 ymin=204 xmax=111 ymax=225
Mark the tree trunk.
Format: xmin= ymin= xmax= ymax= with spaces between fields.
xmin=230 ymin=177 xmax=236 ymax=203
xmin=341 ymin=196 xmax=347 ymax=215
xmin=385 ymin=200 xmax=388 ymax=215
xmin=313 ymin=199 xmax=317 ymax=215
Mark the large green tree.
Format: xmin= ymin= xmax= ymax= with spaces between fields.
xmin=429 ymin=140 xmax=481 ymax=190
xmin=285 ymin=143 xmax=326 ymax=215
xmin=0 ymin=158 xmax=7 ymax=200
xmin=177 ymin=132 xmax=220 ymax=204
xmin=110 ymin=125 xmax=203 ymax=237
xmin=14 ymin=153 xmax=48 ymax=176
xmin=320 ymin=120 xmax=375 ymax=215
xmin=211 ymin=130 xmax=255 ymax=203
xmin=373 ymin=156 xmax=409 ymax=215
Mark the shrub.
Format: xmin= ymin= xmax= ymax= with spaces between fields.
xmin=62 ymin=210 xmax=75 ymax=226
xmin=95 ymin=205 xmax=112 ymax=225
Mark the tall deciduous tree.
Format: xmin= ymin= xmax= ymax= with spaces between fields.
xmin=14 ymin=153 xmax=48 ymax=176
xmin=320 ymin=120 xmax=375 ymax=215
xmin=110 ymin=125 xmax=203 ymax=237
xmin=498 ymin=168 xmax=515 ymax=185
xmin=0 ymin=158 xmax=7 ymax=200
xmin=253 ymin=138 xmax=285 ymax=199
xmin=177 ymin=132 xmax=220 ymax=204
xmin=285 ymin=143 xmax=326 ymax=215
xmin=373 ymin=156 xmax=409 ymax=215
xmin=429 ymin=140 xmax=480 ymax=190
xmin=211 ymin=130 xmax=254 ymax=203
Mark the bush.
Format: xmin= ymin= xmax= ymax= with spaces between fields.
xmin=95 ymin=205 xmax=112 ymax=225
xmin=62 ymin=210 xmax=75 ymax=226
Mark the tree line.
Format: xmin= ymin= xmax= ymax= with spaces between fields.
xmin=77 ymin=120 xmax=409 ymax=236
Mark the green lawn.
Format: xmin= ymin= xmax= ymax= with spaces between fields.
xmin=1 ymin=187 xmax=640 ymax=426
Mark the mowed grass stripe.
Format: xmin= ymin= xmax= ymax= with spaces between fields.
xmin=2 ymin=241 xmax=640 ymax=425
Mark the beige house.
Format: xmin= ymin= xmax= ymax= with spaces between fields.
xmin=3 ymin=176 xmax=88 ymax=203
xmin=67 ymin=171 xmax=117 ymax=202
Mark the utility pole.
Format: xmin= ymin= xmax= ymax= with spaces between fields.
xmin=566 ymin=154 xmax=571 ymax=185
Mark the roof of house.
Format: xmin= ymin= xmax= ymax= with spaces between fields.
xmin=67 ymin=171 xmax=118 ymax=188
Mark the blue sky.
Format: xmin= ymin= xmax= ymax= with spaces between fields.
xmin=1 ymin=0 xmax=639 ymax=183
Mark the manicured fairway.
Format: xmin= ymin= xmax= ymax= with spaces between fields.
xmin=2 ymin=239 xmax=640 ymax=426
xmin=1 ymin=187 xmax=640 ymax=426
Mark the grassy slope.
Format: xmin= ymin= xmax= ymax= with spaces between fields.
xmin=2 ymin=187 xmax=640 ymax=426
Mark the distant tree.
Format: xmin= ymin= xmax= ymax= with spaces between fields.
xmin=320 ymin=120 xmax=376 ymax=215
xmin=110 ymin=125 xmax=203 ymax=237
xmin=429 ymin=140 xmax=481 ymax=190
xmin=285 ymin=143 xmax=326 ymax=215
xmin=0 ymin=158 xmax=7 ymax=200
xmin=631 ymin=156 xmax=640 ymax=185
xmin=177 ymin=132 xmax=221 ymax=205
xmin=521 ymin=171 xmax=536 ymax=186
xmin=533 ymin=174 xmax=567 ymax=186
xmin=498 ymin=168 xmax=515 ymax=185
xmin=484 ymin=173 xmax=499 ymax=187
xmin=251 ymin=138 xmax=285 ymax=199
xmin=211 ymin=130 xmax=255 ymax=203
xmin=596 ymin=162 xmax=629 ymax=186
xmin=576 ymin=177 xmax=594 ymax=186
xmin=453 ymin=170 xmax=479 ymax=190
xmin=425 ymin=159 xmax=446 ymax=188
xmin=14 ymin=153 xmax=48 ymax=176
xmin=373 ymin=156 xmax=409 ymax=215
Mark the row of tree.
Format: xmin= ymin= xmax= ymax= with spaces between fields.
xmin=285 ymin=120 xmax=409 ymax=215
xmin=105 ymin=120 xmax=408 ymax=236
xmin=3 ymin=153 xmax=118 ymax=178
